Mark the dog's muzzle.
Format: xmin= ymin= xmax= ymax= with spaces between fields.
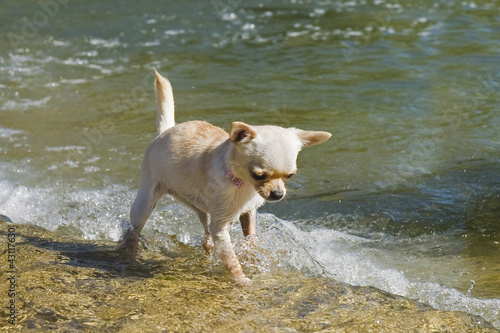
xmin=267 ymin=189 xmax=285 ymax=201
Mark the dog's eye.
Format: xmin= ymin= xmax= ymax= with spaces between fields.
xmin=251 ymin=172 xmax=268 ymax=181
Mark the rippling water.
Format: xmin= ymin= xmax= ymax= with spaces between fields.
xmin=1 ymin=0 xmax=499 ymax=328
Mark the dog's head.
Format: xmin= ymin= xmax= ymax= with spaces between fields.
xmin=229 ymin=122 xmax=331 ymax=202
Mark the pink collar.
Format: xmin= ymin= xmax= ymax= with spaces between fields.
xmin=225 ymin=169 xmax=244 ymax=188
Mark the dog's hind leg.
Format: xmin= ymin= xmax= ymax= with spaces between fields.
xmin=167 ymin=199 xmax=212 ymax=253
xmin=123 ymin=181 xmax=167 ymax=259
xmin=195 ymin=210 xmax=213 ymax=252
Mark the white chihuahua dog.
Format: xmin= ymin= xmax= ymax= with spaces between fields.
xmin=122 ymin=70 xmax=331 ymax=286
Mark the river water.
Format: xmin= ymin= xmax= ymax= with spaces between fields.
xmin=1 ymin=0 xmax=499 ymax=328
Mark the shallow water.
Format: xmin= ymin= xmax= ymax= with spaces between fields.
xmin=1 ymin=222 xmax=497 ymax=332
xmin=1 ymin=0 xmax=500 ymax=329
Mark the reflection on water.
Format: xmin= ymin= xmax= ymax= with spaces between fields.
xmin=1 ymin=0 xmax=500 ymax=329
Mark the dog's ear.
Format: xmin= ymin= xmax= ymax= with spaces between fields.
xmin=230 ymin=122 xmax=257 ymax=143
xmin=297 ymin=130 xmax=332 ymax=147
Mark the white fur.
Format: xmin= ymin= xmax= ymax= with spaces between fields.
xmin=155 ymin=69 xmax=175 ymax=134
xmin=123 ymin=70 xmax=331 ymax=286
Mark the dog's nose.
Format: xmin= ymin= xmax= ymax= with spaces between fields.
xmin=268 ymin=190 xmax=284 ymax=201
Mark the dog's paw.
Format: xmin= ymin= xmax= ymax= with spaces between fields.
xmin=118 ymin=230 xmax=140 ymax=261
xmin=202 ymin=236 xmax=214 ymax=253
xmin=235 ymin=276 xmax=252 ymax=287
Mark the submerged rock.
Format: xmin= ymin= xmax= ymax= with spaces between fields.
xmin=0 ymin=222 xmax=497 ymax=332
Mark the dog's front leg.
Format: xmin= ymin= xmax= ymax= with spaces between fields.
xmin=210 ymin=222 xmax=251 ymax=286
xmin=239 ymin=210 xmax=256 ymax=237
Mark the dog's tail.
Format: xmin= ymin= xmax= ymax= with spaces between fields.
xmin=154 ymin=69 xmax=175 ymax=135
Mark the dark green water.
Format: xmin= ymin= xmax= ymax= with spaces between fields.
xmin=1 ymin=0 xmax=499 ymax=328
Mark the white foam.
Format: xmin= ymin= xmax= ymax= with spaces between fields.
xmin=222 ymin=12 xmax=238 ymax=21
xmin=142 ymin=40 xmax=161 ymax=47
xmin=87 ymin=63 xmax=112 ymax=75
xmin=164 ymin=29 xmax=185 ymax=36
xmin=60 ymin=78 xmax=89 ymax=85
xmin=46 ymin=146 xmax=86 ymax=152
xmin=256 ymin=214 xmax=326 ymax=276
xmin=277 ymin=219 xmax=500 ymax=328
xmin=312 ymin=8 xmax=326 ymax=16
xmin=88 ymin=37 xmax=121 ymax=48
xmin=63 ymin=57 xmax=89 ymax=66
xmin=0 ymin=180 xmax=52 ymax=225
xmin=1 ymin=96 xmax=51 ymax=111
xmin=408 ymin=282 xmax=500 ymax=327
xmin=242 ymin=23 xmax=255 ymax=31
xmin=287 ymin=31 xmax=309 ymax=38
xmin=0 ymin=127 xmax=22 ymax=140
xmin=0 ymin=180 xmax=130 ymax=241
xmin=52 ymin=39 xmax=71 ymax=47
xmin=344 ymin=30 xmax=363 ymax=37
xmin=84 ymin=166 xmax=100 ymax=173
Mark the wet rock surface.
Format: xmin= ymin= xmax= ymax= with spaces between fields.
xmin=1 ymin=222 xmax=497 ymax=332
